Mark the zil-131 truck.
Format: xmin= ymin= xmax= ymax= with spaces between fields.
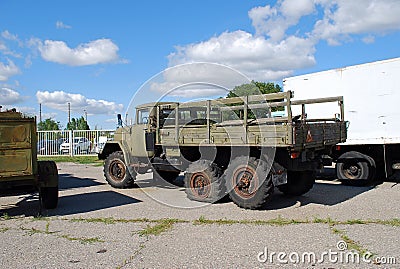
xmin=99 ymin=91 xmax=347 ymax=209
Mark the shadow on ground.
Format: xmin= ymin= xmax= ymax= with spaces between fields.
xmin=0 ymin=191 xmax=141 ymax=217
xmin=0 ymin=172 xmax=141 ymax=217
xmin=260 ymin=180 xmax=374 ymax=210
xmin=59 ymin=173 xmax=106 ymax=190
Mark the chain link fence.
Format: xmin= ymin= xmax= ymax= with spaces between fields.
xmin=37 ymin=130 xmax=115 ymax=156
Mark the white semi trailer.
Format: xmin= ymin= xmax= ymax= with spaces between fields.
xmin=283 ymin=57 xmax=400 ymax=185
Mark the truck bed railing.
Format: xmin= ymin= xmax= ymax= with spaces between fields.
xmin=157 ymin=91 xmax=345 ymax=146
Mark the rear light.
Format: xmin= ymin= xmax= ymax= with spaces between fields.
xmin=290 ymin=152 xmax=300 ymax=159
xmin=335 ymin=145 xmax=341 ymax=151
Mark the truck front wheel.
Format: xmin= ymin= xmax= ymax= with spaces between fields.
xmin=184 ymin=160 xmax=225 ymax=203
xmin=224 ymin=156 xmax=273 ymax=209
xmin=336 ymin=151 xmax=375 ymax=186
xmin=104 ymin=151 xmax=136 ymax=188
xmin=277 ymin=170 xmax=315 ymax=196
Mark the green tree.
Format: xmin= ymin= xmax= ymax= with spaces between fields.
xmin=37 ymin=118 xmax=61 ymax=131
xmin=66 ymin=116 xmax=90 ymax=130
xmin=225 ymin=81 xmax=283 ymax=120
xmin=227 ymin=81 xmax=282 ymax=97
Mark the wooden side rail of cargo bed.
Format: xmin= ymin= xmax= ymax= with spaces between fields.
xmin=157 ymin=91 xmax=345 ymax=144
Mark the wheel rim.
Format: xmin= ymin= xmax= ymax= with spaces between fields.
xmin=232 ymin=165 xmax=258 ymax=199
xmin=343 ymin=162 xmax=361 ymax=179
xmin=190 ymin=172 xmax=211 ymax=198
xmin=109 ymin=160 xmax=126 ymax=182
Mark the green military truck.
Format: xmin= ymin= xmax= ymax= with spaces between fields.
xmin=0 ymin=110 xmax=58 ymax=209
xmin=99 ymin=91 xmax=347 ymax=209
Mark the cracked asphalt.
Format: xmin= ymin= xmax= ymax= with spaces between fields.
xmin=1 ymin=162 xmax=399 ymax=268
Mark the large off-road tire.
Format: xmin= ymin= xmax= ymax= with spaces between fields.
xmin=336 ymin=151 xmax=375 ymax=186
xmin=38 ymin=161 xmax=59 ymax=209
xmin=184 ymin=160 xmax=225 ymax=203
xmin=104 ymin=151 xmax=136 ymax=188
xmin=154 ymin=170 xmax=180 ymax=184
xmin=224 ymin=156 xmax=273 ymax=209
xmin=277 ymin=170 xmax=315 ymax=196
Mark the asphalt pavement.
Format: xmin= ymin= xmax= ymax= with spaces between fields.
xmin=0 ymin=162 xmax=399 ymax=268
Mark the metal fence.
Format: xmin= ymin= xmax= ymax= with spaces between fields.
xmin=37 ymin=130 xmax=115 ymax=156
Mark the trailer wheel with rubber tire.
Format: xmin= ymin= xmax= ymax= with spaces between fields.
xmin=104 ymin=151 xmax=136 ymax=188
xmin=224 ymin=156 xmax=273 ymax=210
xmin=336 ymin=151 xmax=375 ymax=186
xmin=184 ymin=160 xmax=225 ymax=203
xmin=38 ymin=161 xmax=59 ymax=209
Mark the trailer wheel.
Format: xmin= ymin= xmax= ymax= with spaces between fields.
xmin=38 ymin=161 xmax=59 ymax=209
xmin=184 ymin=160 xmax=225 ymax=203
xmin=224 ymin=156 xmax=273 ymax=209
xmin=336 ymin=151 xmax=375 ymax=186
xmin=277 ymin=170 xmax=315 ymax=196
xmin=154 ymin=170 xmax=180 ymax=184
xmin=104 ymin=151 xmax=136 ymax=188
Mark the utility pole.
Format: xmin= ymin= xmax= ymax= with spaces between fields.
xmin=39 ymin=103 xmax=42 ymax=122
xmin=68 ymin=102 xmax=71 ymax=123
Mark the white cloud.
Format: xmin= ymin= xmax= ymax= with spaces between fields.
xmin=0 ymin=87 xmax=25 ymax=105
xmin=313 ymin=0 xmax=400 ymax=45
xmin=56 ymin=21 xmax=72 ymax=29
xmin=36 ymin=90 xmax=123 ymax=115
xmin=38 ymin=39 xmax=121 ymax=66
xmin=248 ymin=0 xmax=315 ymax=41
xmin=1 ymin=30 xmax=20 ymax=42
xmin=0 ymin=60 xmax=20 ymax=81
xmin=149 ymin=63 xmax=251 ymax=98
xmin=168 ymin=31 xmax=315 ymax=81
xmin=168 ymin=0 xmax=400 ymax=86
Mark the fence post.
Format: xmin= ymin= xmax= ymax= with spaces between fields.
xmin=69 ymin=130 xmax=73 ymax=157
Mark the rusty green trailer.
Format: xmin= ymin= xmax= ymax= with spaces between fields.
xmin=0 ymin=110 xmax=58 ymax=209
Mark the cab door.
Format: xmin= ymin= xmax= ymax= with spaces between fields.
xmin=130 ymin=108 xmax=153 ymax=157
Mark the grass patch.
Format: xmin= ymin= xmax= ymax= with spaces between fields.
xmin=345 ymin=219 xmax=366 ymax=225
xmin=61 ymin=235 xmax=104 ymax=244
xmin=70 ymin=217 xmax=154 ymax=224
xmin=21 ymin=223 xmax=57 ymax=236
xmin=116 ymin=243 xmax=146 ymax=269
xmin=375 ymin=218 xmax=400 ymax=226
xmin=330 ymin=227 xmax=371 ymax=256
xmin=0 ymin=227 xmax=10 ymax=233
xmin=194 ymin=215 xmax=307 ymax=226
xmin=0 ymin=213 xmax=12 ymax=220
xmin=38 ymin=155 xmax=102 ymax=165
xmin=138 ymin=219 xmax=183 ymax=237
xmin=313 ymin=217 xmax=338 ymax=226
xmin=71 ymin=217 xmax=119 ymax=225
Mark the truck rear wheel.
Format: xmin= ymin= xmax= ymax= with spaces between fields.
xmin=104 ymin=151 xmax=136 ymax=188
xmin=336 ymin=151 xmax=375 ymax=186
xmin=38 ymin=161 xmax=59 ymax=209
xmin=224 ymin=156 xmax=273 ymax=209
xmin=184 ymin=160 xmax=225 ymax=203
xmin=277 ymin=170 xmax=315 ymax=196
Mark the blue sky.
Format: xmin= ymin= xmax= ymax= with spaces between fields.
xmin=1 ymin=0 xmax=400 ymax=129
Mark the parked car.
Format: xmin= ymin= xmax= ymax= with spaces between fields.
xmin=37 ymin=140 xmax=62 ymax=155
xmin=59 ymin=137 xmax=91 ymax=154
xmin=93 ymin=136 xmax=109 ymax=154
